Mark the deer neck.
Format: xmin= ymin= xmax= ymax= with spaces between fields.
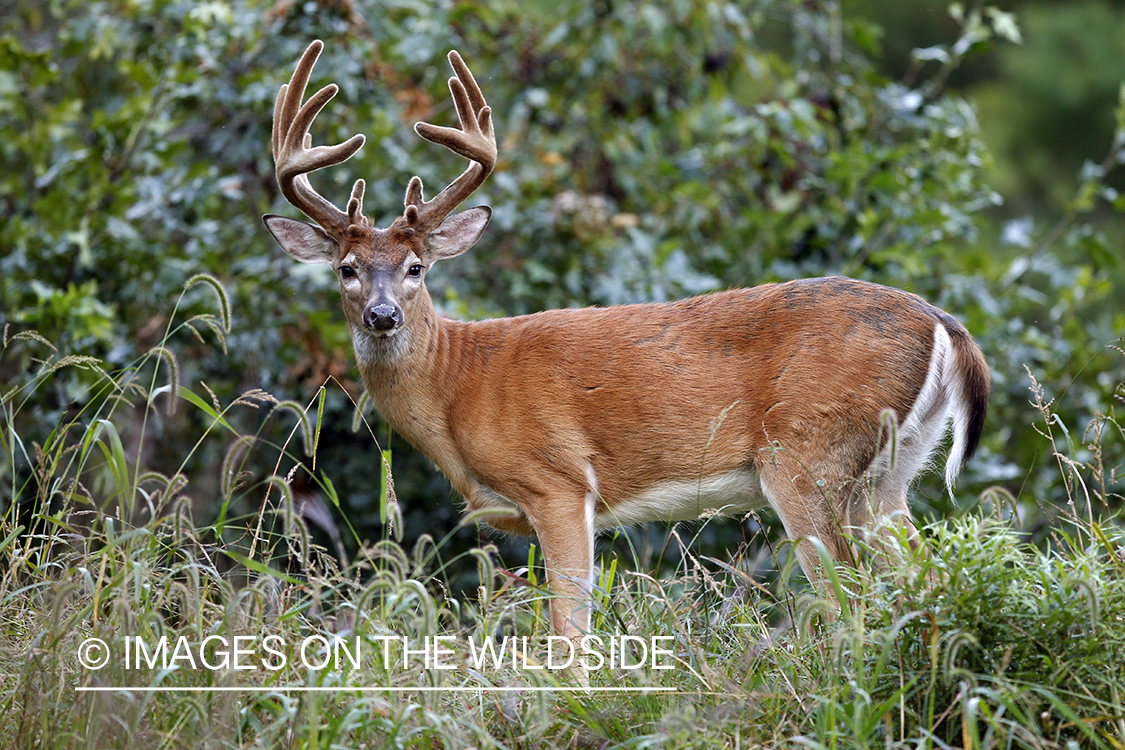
xmin=350 ymin=293 xmax=463 ymax=468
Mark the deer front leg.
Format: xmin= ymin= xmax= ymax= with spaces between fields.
xmin=524 ymin=490 xmax=596 ymax=683
xmin=530 ymin=496 xmax=595 ymax=637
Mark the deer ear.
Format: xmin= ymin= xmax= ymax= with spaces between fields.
xmin=425 ymin=206 xmax=491 ymax=261
xmin=263 ymin=215 xmax=338 ymax=264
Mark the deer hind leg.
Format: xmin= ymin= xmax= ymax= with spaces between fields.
xmin=852 ymin=472 xmax=917 ymax=571
xmin=856 ymin=323 xmax=960 ymax=569
xmin=859 ymin=399 xmax=956 ymax=573
xmin=756 ymin=458 xmax=857 ymax=589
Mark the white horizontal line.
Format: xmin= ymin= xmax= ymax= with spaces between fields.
xmin=75 ymin=685 xmax=677 ymax=693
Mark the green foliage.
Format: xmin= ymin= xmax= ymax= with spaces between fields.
xmin=831 ymin=517 xmax=1125 ymax=747
xmin=972 ymin=0 xmax=1125 ymax=208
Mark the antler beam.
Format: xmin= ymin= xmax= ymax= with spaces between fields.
xmin=271 ymin=40 xmax=366 ymax=240
xmin=403 ymin=51 xmax=497 ymax=232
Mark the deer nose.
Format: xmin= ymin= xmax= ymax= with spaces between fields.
xmin=364 ymin=303 xmax=402 ymax=331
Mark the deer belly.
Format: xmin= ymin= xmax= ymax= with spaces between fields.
xmin=594 ymin=466 xmax=766 ymax=530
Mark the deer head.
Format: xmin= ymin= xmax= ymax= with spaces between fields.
xmin=263 ymin=41 xmax=497 ymax=355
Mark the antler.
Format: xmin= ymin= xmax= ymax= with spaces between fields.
xmin=403 ymin=51 xmax=497 ymax=232
xmin=272 ymin=40 xmax=367 ymax=240
xmin=272 ymin=43 xmax=495 ymax=239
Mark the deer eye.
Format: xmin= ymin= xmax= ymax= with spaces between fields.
xmin=338 ymin=265 xmax=356 ymax=279
xmin=407 ymin=264 xmax=424 ymax=278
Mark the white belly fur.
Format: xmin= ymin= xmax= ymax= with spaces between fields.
xmin=594 ymin=466 xmax=766 ymax=530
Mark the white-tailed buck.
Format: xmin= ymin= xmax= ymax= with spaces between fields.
xmin=264 ymin=41 xmax=989 ymax=643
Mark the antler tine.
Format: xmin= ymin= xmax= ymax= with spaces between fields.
xmin=347 ymin=179 xmax=366 ymax=226
xmin=404 ymin=51 xmax=497 ymax=231
xmin=272 ymin=40 xmax=366 ymax=240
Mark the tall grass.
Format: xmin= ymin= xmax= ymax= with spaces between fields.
xmin=1 ymin=283 xmax=1123 ymax=749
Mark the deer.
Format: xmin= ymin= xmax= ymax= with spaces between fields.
xmin=263 ymin=40 xmax=990 ymax=653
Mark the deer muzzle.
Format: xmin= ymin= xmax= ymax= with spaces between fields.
xmin=363 ymin=302 xmax=403 ymax=332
